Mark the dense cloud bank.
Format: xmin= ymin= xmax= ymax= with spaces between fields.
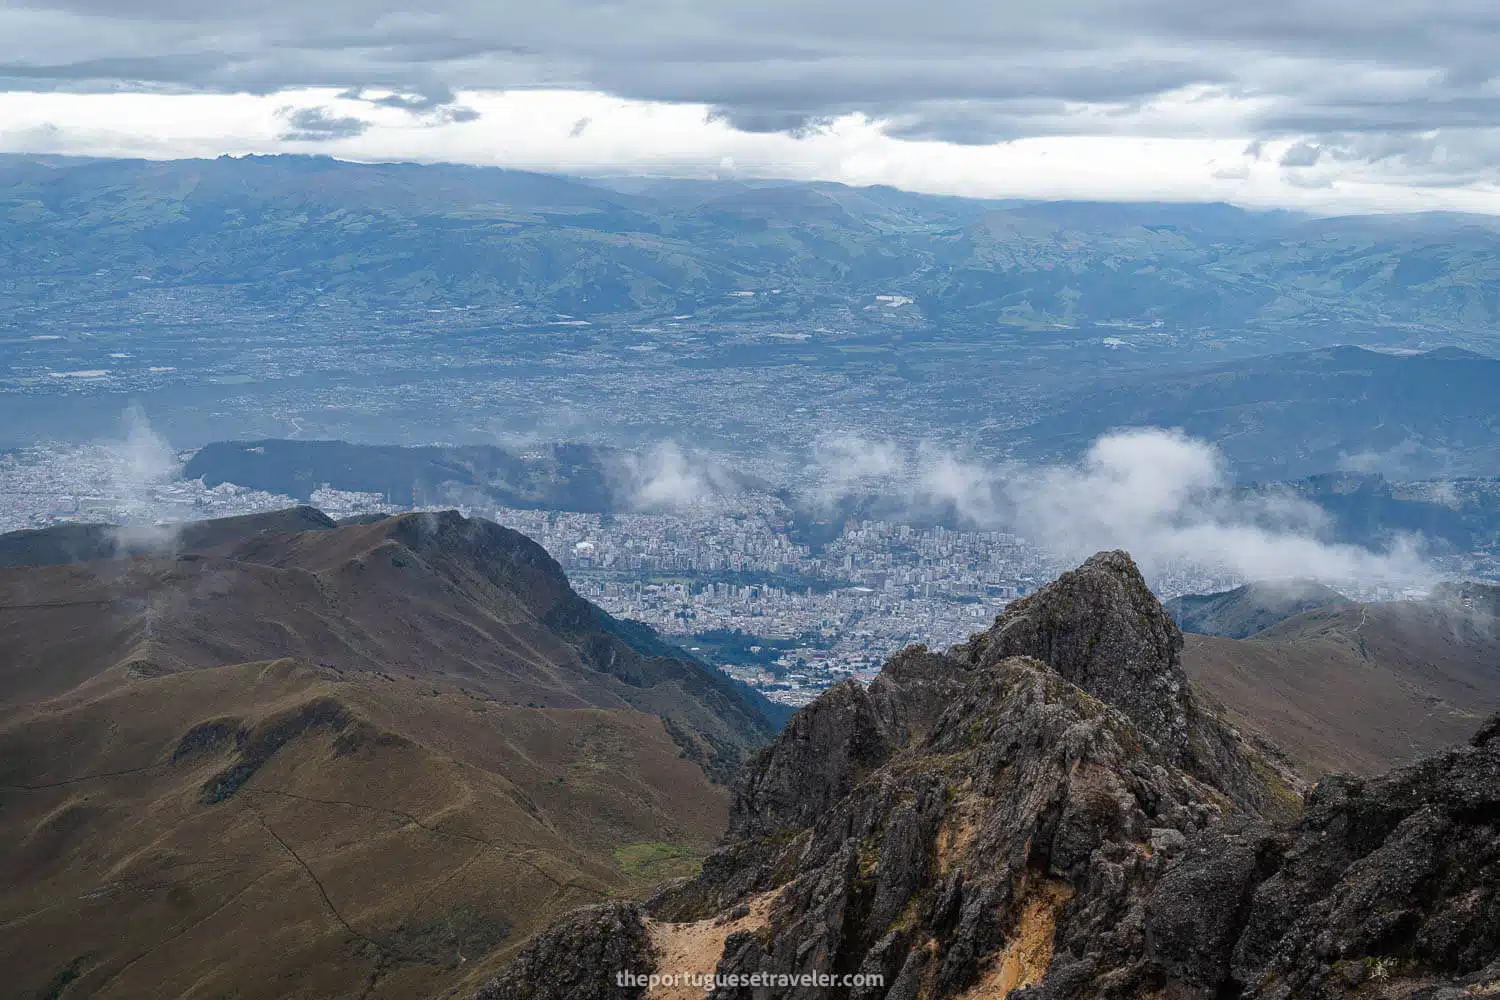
xmin=5 ymin=1 xmax=1500 ymax=191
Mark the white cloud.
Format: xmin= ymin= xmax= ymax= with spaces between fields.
xmin=8 ymin=0 xmax=1500 ymax=209
xmin=3 ymin=87 xmax=1500 ymax=213
xmin=811 ymin=436 xmax=906 ymax=500
xmin=102 ymin=404 xmax=185 ymax=552
xmin=1007 ymin=428 xmax=1431 ymax=586
xmin=108 ymin=404 xmax=181 ymax=506
xmin=617 ymin=441 xmax=739 ymax=509
xmin=804 ymin=428 xmax=1434 ymax=588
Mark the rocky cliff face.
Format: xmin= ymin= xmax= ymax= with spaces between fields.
xmin=475 ymin=551 xmax=1500 ymax=1000
xmin=956 ymin=551 xmax=1305 ymax=821
xmin=1227 ymin=715 xmax=1500 ymax=1000
xmin=475 ymin=903 xmax=657 ymax=1000
xmin=960 ymin=551 xmax=1195 ymax=754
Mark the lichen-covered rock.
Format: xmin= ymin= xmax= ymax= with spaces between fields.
xmin=960 ymin=549 xmax=1306 ymax=821
xmin=473 ymin=902 xmax=655 ymax=1000
xmin=731 ymin=678 xmax=895 ymax=839
xmin=963 ymin=550 xmax=1195 ymax=757
xmin=674 ymin=653 xmax=1244 ymax=1000
xmin=651 ymin=648 xmax=973 ymax=923
xmin=1144 ymin=825 xmax=1287 ymax=992
xmin=865 ymin=644 xmax=973 ymax=746
xmin=1233 ymin=716 xmax=1500 ymax=999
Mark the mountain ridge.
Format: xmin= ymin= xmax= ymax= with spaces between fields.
xmin=9 ymin=154 xmax=1500 ymax=345
xmin=1166 ymin=579 xmax=1349 ymax=639
xmin=477 ymin=549 xmax=1500 ymax=1000
xmin=0 ymin=508 xmax=782 ymax=999
xmin=183 ymin=439 xmax=622 ymax=511
xmin=1015 ymin=345 xmax=1500 ymax=480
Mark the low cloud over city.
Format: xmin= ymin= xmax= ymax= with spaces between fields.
xmin=806 ymin=428 xmax=1434 ymax=588
xmin=1007 ymin=428 xmax=1432 ymax=587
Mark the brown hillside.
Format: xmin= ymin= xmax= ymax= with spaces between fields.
xmin=1183 ymin=597 xmax=1500 ymax=776
xmin=0 ymin=510 xmax=772 ymax=1000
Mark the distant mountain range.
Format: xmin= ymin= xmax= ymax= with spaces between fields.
xmin=1016 ymin=345 xmax=1500 ymax=480
xmin=8 ymin=155 xmax=1500 ymax=459
xmin=7 ymin=154 xmax=1500 ymax=345
xmin=1248 ymin=469 xmax=1500 ymax=552
xmin=0 ymin=508 xmax=782 ymax=999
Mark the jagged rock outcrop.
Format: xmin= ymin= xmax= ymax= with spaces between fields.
xmin=960 ymin=550 xmax=1195 ymax=755
xmin=959 ymin=550 xmax=1305 ymax=821
xmin=474 ymin=551 xmax=1500 ymax=1000
xmin=732 ymin=678 xmax=895 ymax=839
xmin=474 ymin=902 xmax=656 ymax=1000
xmin=653 ymin=645 xmax=974 ymax=921
xmin=1230 ymin=714 xmax=1500 ymax=999
xmin=692 ymin=653 xmax=1246 ymax=1000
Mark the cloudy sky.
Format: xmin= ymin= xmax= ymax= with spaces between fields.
xmin=4 ymin=0 xmax=1500 ymax=212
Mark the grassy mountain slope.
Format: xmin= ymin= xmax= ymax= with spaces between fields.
xmin=1183 ymin=596 xmax=1500 ymax=775
xmin=7 ymin=154 xmax=1500 ymax=341
xmin=1166 ymin=579 xmax=1348 ymax=639
xmin=0 ymin=509 xmax=776 ymax=999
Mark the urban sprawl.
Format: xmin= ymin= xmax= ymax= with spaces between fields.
xmin=1 ymin=441 xmax=1476 ymax=706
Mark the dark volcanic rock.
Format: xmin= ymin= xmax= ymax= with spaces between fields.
xmin=473 ymin=902 xmax=655 ymax=1000
xmin=668 ymin=652 xmax=1245 ymax=1000
xmin=962 ymin=550 xmax=1195 ymax=756
xmin=1232 ymin=716 xmax=1500 ymax=999
xmin=1144 ymin=825 xmax=1287 ymax=992
xmin=960 ymin=550 xmax=1306 ymax=821
xmin=865 ymin=644 xmax=974 ymax=746
xmin=651 ymin=645 xmax=972 ymax=922
xmin=731 ymin=678 xmax=895 ymax=839
xmin=476 ymin=551 xmax=1500 ymax=1000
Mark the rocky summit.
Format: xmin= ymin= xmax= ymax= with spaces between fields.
xmin=477 ymin=550 xmax=1500 ymax=1000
